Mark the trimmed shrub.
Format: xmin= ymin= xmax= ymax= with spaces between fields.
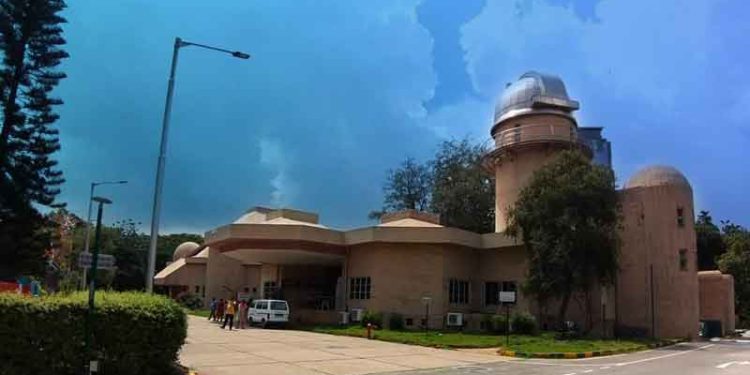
xmin=511 ymin=312 xmax=538 ymax=335
xmin=491 ymin=314 xmax=509 ymax=334
xmin=176 ymin=293 xmax=203 ymax=309
xmin=0 ymin=291 xmax=187 ymax=375
xmin=388 ymin=313 xmax=405 ymax=330
xmin=361 ymin=310 xmax=383 ymax=328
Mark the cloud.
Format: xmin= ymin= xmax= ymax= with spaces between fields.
xmin=259 ymin=137 xmax=294 ymax=207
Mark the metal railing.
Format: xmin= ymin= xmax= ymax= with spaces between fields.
xmin=494 ymin=123 xmax=577 ymax=149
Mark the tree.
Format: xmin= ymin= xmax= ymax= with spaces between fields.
xmin=430 ymin=139 xmax=494 ymax=233
xmin=372 ymin=157 xmax=432 ymax=219
xmin=507 ymin=150 xmax=620 ymax=325
xmin=717 ymin=225 xmax=750 ymax=326
xmin=0 ymin=0 xmax=68 ymax=278
xmin=696 ymin=211 xmax=726 ymax=270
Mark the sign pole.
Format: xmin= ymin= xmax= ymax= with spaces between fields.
xmin=83 ymin=197 xmax=111 ymax=375
xmin=506 ymin=304 xmax=510 ymax=346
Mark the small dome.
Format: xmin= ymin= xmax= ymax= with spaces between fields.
xmin=173 ymin=241 xmax=200 ymax=261
xmin=625 ymin=165 xmax=691 ymax=190
xmin=494 ymin=71 xmax=579 ymax=125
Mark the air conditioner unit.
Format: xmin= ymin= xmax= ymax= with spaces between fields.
xmin=339 ymin=311 xmax=350 ymax=325
xmin=446 ymin=312 xmax=463 ymax=327
xmin=350 ymin=308 xmax=364 ymax=322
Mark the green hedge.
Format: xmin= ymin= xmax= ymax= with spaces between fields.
xmin=0 ymin=291 xmax=187 ymax=375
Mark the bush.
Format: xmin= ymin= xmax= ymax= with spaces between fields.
xmin=0 ymin=291 xmax=187 ymax=375
xmin=491 ymin=314 xmax=509 ymax=334
xmin=388 ymin=313 xmax=404 ymax=330
xmin=176 ymin=293 xmax=203 ymax=309
xmin=511 ymin=312 xmax=538 ymax=335
xmin=361 ymin=310 xmax=383 ymax=328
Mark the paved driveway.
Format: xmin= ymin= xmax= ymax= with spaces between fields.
xmin=180 ymin=316 xmax=502 ymax=375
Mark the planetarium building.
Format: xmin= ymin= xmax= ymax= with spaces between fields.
xmin=155 ymin=72 xmax=734 ymax=338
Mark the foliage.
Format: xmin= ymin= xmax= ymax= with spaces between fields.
xmin=177 ymin=293 xmax=204 ymax=310
xmin=717 ymin=224 xmax=750 ymax=326
xmin=0 ymin=291 xmax=186 ymax=375
xmin=382 ymin=157 xmax=432 ymax=212
xmin=388 ymin=312 xmax=405 ymax=330
xmin=511 ymin=312 xmax=538 ymax=335
xmin=361 ymin=310 xmax=383 ymax=327
xmin=0 ymin=0 xmax=69 ymax=279
xmin=373 ymin=138 xmax=494 ymax=233
xmin=507 ymin=150 xmax=620 ymax=324
xmin=696 ymin=211 xmax=726 ymax=270
xmin=430 ymin=139 xmax=494 ymax=233
xmin=308 ymin=326 xmax=649 ymax=351
xmin=490 ymin=314 xmax=509 ymax=334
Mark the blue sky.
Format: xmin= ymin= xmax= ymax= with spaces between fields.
xmin=56 ymin=0 xmax=749 ymax=233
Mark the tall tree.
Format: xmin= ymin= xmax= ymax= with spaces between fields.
xmin=430 ymin=139 xmax=494 ymax=233
xmin=717 ymin=224 xmax=750 ymax=326
xmin=507 ymin=150 xmax=620 ymax=325
xmin=696 ymin=210 xmax=726 ymax=270
xmin=0 ymin=0 xmax=68 ymax=277
xmin=371 ymin=157 xmax=432 ymax=219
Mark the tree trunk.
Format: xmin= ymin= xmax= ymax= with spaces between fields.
xmin=557 ymin=289 xmax=572 ymax=327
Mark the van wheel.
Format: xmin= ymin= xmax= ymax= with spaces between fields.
xmin=260 ymin=319 xmax=267 ymax=329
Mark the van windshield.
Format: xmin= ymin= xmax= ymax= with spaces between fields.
xmin=270 ymin=301 xmax=288 ymax=311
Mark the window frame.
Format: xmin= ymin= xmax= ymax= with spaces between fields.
xmin=679 ymin=249 xmax=688 ymax=271
xmin=349 ymin=276 xmax=371 ymax=300
xmin=449 ymin=279 xmax=470 ymax=305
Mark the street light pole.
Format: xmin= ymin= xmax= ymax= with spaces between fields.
xmin=81 ymin=180 xmax=126 ymax=289
xmin=145 ymin=37 xmax=250 ymax=293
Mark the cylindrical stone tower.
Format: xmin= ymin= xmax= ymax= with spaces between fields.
xmin=485 ymin=71 xmax=588 ymax=232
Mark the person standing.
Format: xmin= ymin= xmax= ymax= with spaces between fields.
xmin=207 ymin=297 xmax=217 ymax=321
xmin=237 ymin=300 xmax=248 ymax=329
xmin=216 ymin=298 xmax=225 ymax=322
xmin=221 ymin=298 xmax=236 ymax=330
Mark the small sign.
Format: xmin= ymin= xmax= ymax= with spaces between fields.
xmin=499 ymin=291 xmax=517 ymax=304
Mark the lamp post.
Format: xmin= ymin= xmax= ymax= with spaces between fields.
xmin=81 ymin=180 xmax=127 ymax=289
xmin=84 ymin=196 xmax=112 ymax=375
xmin=145 ymin=37 xmax=250 ymax=293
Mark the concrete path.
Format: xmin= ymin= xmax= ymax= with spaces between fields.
xmin=180 ymin=316 xmax=503 ymax=375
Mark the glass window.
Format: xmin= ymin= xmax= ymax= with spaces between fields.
xmin=270 ymin=301 xmax=288 ymax=311
xmin=484 ymin=282 xmax=499 ymax=305
xmin=502 ymin=281 xmax=517 ymax=292
xmin=449 ymin=279 xmax=469 ymax=304
xmin=263 ymin=281 xmax=278 ymax=299
xmin=679 ymin=249 xmax=688 ymax=271
xmin=256 ymin=301 xmax=268 ymax=310
xmin=677 ymin=207 xmax=685 ymax=227
xmin=349 ymin=277 xmax=371 ymax=299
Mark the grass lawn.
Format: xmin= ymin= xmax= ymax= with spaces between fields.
xmin=185 ymin=308 xmax=211 ymax=318
xmin=308 ymin=325 xmax=651 ymax=353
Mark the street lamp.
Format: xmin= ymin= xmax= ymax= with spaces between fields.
xmin=84 ymin=196 xmax=112 ymax=375
xmin=81 ymin=180 xmax=127 ymax=289
xmin=145 ymin=37 xmax=250 ymax=293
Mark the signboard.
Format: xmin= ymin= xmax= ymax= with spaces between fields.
xmin=499 ymin=291 xmax=517 ymax=304
xmin=78 ymin=252 xmax=116 ymax=269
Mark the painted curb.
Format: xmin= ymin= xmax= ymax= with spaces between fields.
xmin=497 ymin=339 xmax=683 ymax=359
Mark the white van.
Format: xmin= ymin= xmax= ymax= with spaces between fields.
xmin=248 ymin=299 xmax=289 ymax=327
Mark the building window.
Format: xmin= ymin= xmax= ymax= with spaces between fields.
xmin=679 ymin=249 xmax=688 ymax=271
xmin=263 ymin=281 xmax=278 ymax=299
xmin=349 ymin=277 xmax=371 ymax=300
xmin=484 ymin=281 xmax=518 ymax=306
xmin=449 ymin=279 xmax=469 ymax=304
xmin=194 ymin=285 xmax=200 ymax=294
xmin=405 ymin=318 xmax=413 ymax=326
xmin=677 ymin=207 xmax=685 ymax=227
xmin=484 ymin=282 xmax=499 ymax=305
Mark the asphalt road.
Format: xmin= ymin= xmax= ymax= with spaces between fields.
xmin=391 ymin=340 xmax=750 ymax=375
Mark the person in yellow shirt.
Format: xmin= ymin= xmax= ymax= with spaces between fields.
xmin=221 ymin=298 xmax=236 ymax=330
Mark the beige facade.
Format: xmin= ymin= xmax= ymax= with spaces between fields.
xmin=154 ymin=71 xmax=734 ymax=339
xmin=698 ymin=271 xmax=735 ymax=335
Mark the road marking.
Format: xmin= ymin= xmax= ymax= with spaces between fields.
xmin=716 ymin=361 xmax=750 ymax=369
xmin=561 ymin=373 xmax=576 ymax=375
xmin=582 ymin=370 xmax=593 ymax=373
xmin=613 ymin=344 xmax=714 ymax=367
xmin=599 ymin=366 xmax=610 ymax=370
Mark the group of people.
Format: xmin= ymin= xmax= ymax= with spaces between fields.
xmin=207 ymin=297 xmax=250 ymax=330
